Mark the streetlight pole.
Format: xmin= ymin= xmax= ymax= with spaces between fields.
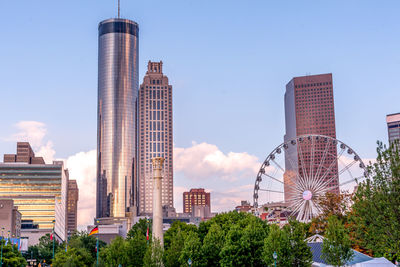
xmin=273 ymin=251 xmax=277 ymax=267
xmin=66 ymin=230 xmax=71 ymax=253
xmin=1 ymin=227 xmax=4 ymax=267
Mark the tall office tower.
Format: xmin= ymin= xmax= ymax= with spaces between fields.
xmin=96 ymin=18 xmax=139 ymax=219
xmin=183 ymin=188 xmax=210 ymax=213
xmin=386 ymin=113 xmax=400 ymax=145
xmin=67 ymin=180 xmax=79 ymax=233
xmin=138 ymin=61 xmax=173 ymax=215
xmin=284 ymin=73 xmax=339 ymax=203
xmin=0 ymin=142 xmax=68 ymax=242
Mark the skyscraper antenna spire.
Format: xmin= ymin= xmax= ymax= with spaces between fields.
xmin=118 ymin=0 xmax=120 ymax=18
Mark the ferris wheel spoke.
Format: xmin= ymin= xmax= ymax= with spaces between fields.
xmin=261 ymin=173 xmax=284 ymax=185
xmin=339 ymin=175 xmax=365 ymax=187
xmin=295 ymin=201 xmax=307 ymax=221
xmin=285 ymin=152 xmax=308 ymax=192
xmin=319 ymin=184 xmax=340 ymax=195
xmin=312 ymin=148 xmax=345 ymax=192
xmin=258 ymin=188 xmax=284 ymax=194
xmin=314 ymin=159 xmax=357 ymax=194
xmin=291 ymin=201 xmax=303 ymax=217
xmin=271 ymin=159 xmax=285 ymax=173
xmin=309 ymin=137 xmax=316 ymax=187
xmin=309 ymin=199 xmax=322 ymax=215
xmin=338 ymin=157 xmax=355 ymax=181
xmin=297 ymin=142 xmax=310 ymax=187
xmin=314 ymin=139 xmax=331 ymax=182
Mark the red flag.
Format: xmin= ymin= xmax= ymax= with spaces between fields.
xmin=50 ymin=233 xmax=53 ymax=241
xmin=146 ymin=226 xmax=149 ymax=241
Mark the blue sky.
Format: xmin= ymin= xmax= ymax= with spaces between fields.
xmin=0 ymin=1 xmax=399 ymax=226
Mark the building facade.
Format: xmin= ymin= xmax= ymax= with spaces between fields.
xmin=0 ymin=199 xmax=21 ymax=237
xmin=386 ymin=113 xmax=400 ymax=145
xmin=96 ymin=18 xmax=139 ymax=219
xmin=284 ymin=73 xmax=339 ymax=202
xmin=0 ymin=142 xmax=68 ymax=241
xmin=67 ymin=180 xmax=79 ymax=233
xmin=138 ymin=61 xmax=173 ymax=215
xmin=183 ymin=188 xmax=210 ymax=214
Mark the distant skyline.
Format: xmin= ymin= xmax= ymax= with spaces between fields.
xmin=0 ymin=0 xmax=399 ymax=228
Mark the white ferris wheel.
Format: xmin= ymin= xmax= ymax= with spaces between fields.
xmin=253 ymin=134 xmax=368 ymax=222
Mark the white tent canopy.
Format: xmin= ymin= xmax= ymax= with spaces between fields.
xmin=351 ymin=257 xmax=395 ymax=267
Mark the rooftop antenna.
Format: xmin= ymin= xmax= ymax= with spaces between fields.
xmin=118 ymin=0 xmax=120 ymax=18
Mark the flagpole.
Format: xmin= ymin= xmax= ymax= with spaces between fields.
xmin=96 ymin=220 xmax=99 ymax=266
xmin=146 ymin=218 xmax=150 ymax=246
xmin=52 ymin=220 xmax=55 ymax=261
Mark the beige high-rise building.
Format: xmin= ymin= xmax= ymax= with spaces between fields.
xmin=138 ymin=61 xmax=173 ymax=215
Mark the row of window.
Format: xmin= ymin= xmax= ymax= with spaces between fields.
xmin=295 ymin=82 xmax=332 ymax=88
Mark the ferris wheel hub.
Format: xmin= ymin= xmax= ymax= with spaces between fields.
xmin=302 ymin=190 xmax=313 ymax=200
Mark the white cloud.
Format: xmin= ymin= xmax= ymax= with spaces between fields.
xmin=173 ymin=186 xmax=188 ymax=213
xmin=174 ymin=142 xmax=261 ymax=213
xmin=10 ymin=121 xmax=47 ymax=147
xmin=65 ymin=150 xmax=96 ymax=230
xmin=174 ymin=142 xmax=260 ymax=181
xmin=7 ymin=121 xmax=56 ymax=163
xmin=210 ymin=184 xmax=254 ymax=212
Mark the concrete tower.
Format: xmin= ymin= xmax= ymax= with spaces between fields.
xmin=96 ymin=18 xmax=139 ymax=219
xmin=151 ymin=157 xmax=164 ymax=245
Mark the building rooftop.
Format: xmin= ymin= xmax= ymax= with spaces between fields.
xmin=386 ymin=112 xmax=400 ymax=123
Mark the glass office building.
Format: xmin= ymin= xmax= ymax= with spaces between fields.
xmin=387 ymin=113 xmax=400 ymax=146
xmin=284 ymin=74 xmax=339 ymax=202
xmin=97 ymin=18 xmax=139 ymax=218
xmin=0 ymin=142 xmax=68 ymax=241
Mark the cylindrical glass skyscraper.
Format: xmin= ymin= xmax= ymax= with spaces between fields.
xmin=96 ymin=18 xmax=139 ymax=219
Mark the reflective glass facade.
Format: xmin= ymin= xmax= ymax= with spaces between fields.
xmin=0 ymin=162 xmax=68 ymax=240
xmin=97 ymin=18 xmax=139 ymax=218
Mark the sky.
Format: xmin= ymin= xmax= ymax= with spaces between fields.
xmin=0 ymin=1 xmax=399 ymax=228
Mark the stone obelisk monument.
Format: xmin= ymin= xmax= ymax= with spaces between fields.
xmin=151 ymin=157 xmax=165 ymax=245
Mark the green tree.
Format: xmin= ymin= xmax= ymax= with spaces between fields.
xmin=262 ymin=224 xmax=292 ymax=266
xmin=0 ymin=239 xmax=27 ymax=267
xmin=143 ymin=238 xmax=163 ymax=267
xmin=201 ymin=223 xmax=224 ymax=267
xmin=351 ymin=141 xmax=400 ymax=261
xmin=219 ymin=225 xmax=245 ymax=267
xmin=164 ymin=229 xmax=185 ymax=267
xmin=164 ymin=220 xmax=197 ymax=251
xmin=53 ymin=247 xmax=92 ymax=267
xmin=127 ymin=218 xmax=151 ymax=240
xmin=126 ymin=230 xmax=148 ymax=267
xmin=67 ymin=232 xmax=105 ymax=263
xmin=99 ymin=236 xmax=129 ymax=266
xmin=179 ymin=232 xmax=203 ymax=267
xmin=243 ymin=216 xmax=269 ymax=267
xmin=322 ymin=216 xmax=353 ymax=266
xmin=26 ymin=233 xmax=62 ymax=264
xmin=284 ymin=220 xmax=313 ymax=267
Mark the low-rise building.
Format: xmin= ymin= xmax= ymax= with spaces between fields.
xmin=0 ymin=199 xmax=21 ymax=237
xmin=183 ymin=188 xmax=211 ymax=214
